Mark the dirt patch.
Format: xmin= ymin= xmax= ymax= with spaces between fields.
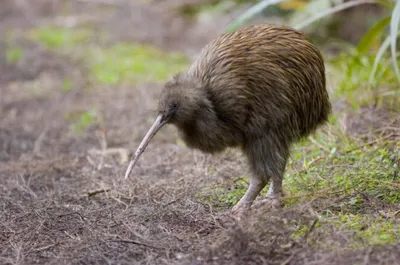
xmin=339 ymin=106 xmax=400 ymax=142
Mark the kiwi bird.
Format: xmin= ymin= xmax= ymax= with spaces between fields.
xmin=124 ymin=24 xmax=331 ymax=213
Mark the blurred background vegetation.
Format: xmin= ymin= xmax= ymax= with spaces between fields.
xmin=181 ymin=0 xmax=400 ymax=106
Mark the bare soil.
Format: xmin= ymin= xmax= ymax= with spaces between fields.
xmin=1 ymin=1 xmax=399 ymax=265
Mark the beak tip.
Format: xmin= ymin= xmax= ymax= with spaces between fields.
xmin=124 ymin=161 xmax=134 ymax=179
xmin=123 ymin=114 xmax=165 ymax=180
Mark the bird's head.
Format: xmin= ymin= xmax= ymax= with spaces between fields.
xmin=124 ymin=73 xmax=211 ymax=179
xmin=158 ymin=73 xmax=211 ymax=126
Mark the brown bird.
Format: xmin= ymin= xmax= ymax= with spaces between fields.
xmin=124 ymin=24 xmax=331 ymax=214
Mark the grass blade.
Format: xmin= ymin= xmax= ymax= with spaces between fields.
xmin=294 ymin=0 xmax=380 ymax=30
xmin=390 ymin=0 xmax=400 ymax=82
xmin=369 ymin=34 xmax=391 ymax=84
xmin=226 ymin=0 xmax=284 ymax=32
xmin=357 ymin=16 xmax=391 ymax=54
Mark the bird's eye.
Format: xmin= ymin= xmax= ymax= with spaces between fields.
xmin=172 ymin=103 xmax=178 ymax=109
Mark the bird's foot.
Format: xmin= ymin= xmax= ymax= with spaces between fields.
xmin=253 ymin=196 xmax=283 ymax=210
xmin=230 ymin=202 xmax=251 ymax=220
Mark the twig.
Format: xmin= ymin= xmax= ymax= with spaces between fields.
xmin=57 ymin=212 xmax=86 ymax=222
xmin=87 ymin=188 xmax=111 ymax=197
xmin=33 ymin=128 xmax=48 ymax=154
xmin=283 ymin=183 xmax=343 ymax=200
xmin=31 ymin=243 xmax=58 ymax=253
xmin=361 ymin=179 xmax=400 ymax=189
xmin=297 ymin=157 xmax=324 ymax=174
xmin=107 ymin=240 xmax=163 ymax=250
xmin=296 ymin=133 xmax=395 ymax=174
xmin=309 ymin=136 xmax=330 ymax=153
xmin=303 ymin=218 xmax=318 ymax=241
xmin=87 ymin=148 xmax=130 ymax=163
xmin=342 ymin=133 xmax=394 ymax=155
xmin=281 ymin=249 xmax=302 ymax=265
xmin=362 ymin=247 xmax=373 ymax=265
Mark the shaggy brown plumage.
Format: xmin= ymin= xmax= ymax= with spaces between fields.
xmin=125 ymin=24 xmax=331 ymax=213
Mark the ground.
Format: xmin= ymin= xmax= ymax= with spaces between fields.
xmin=0 ymin=1 xmax=399 ymax=265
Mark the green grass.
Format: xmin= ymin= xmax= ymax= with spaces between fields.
xmin=204 ymin=133 xmax=399 ymax=207
xmin=333 ymin=214 xmax=398 ymax=246
xmin=65 ymin=109 xmax=100 ymax=134
xmin=5 ymin=47 xmax=24 ymax=63
xmin=328 ymin=51 xmax=400 ymax=108
xmin=87 ymin=43 xmax=189 ymax=85
xmin=178 ymin=0 xmax=241 ymax=17
xmin=29 ymin=26 xmax=92 ymax=49
xmin=27 ymin=26 xmax=189 ymax=86
xmin=62 ymin=78 xmax=73 ymax=93
xmin=198 ymin=130 xmax=399 ymax=246
xmin=285 ymin=127 xmax=399 ymax=202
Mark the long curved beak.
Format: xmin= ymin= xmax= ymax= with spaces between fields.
xmin=124 ymin=114 xmax=168 ymax=179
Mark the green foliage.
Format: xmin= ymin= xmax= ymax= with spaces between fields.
xmin=328 ymin=51 xmax=398 ymax=105
xmin=227 ymin=0 xmax=284 ymax=32
xmin=228 ymin=0 xmax=400 ymax=86
xmin=179 ymin=0 xmax=231 ymax=17
xmin=5 ymin=47 xmax=24 ymax=63
xmin=331 ymin=214 xmax=398 ymax=246
xmin=179 ymin=0 xmax=256 ymax=18
xmin=62 ymin=78 xmax=73 ymax=93
xmin=357 ymin=16 xmax=391 ymax=54
xmin=27 ymin=26 xmax=189 ymax=86
xmin=390 ymin=0 xmax=400 ymax=82
xmin=88 ymin=43 xmax=189 ymax=85
xmin=65 ymin=110 xmax=100 ymax=134
xmin=29 ymin=26 xmax=92 ymax=49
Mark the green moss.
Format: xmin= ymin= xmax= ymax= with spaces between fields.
xmin=333 ymin=214 xmax=398 ymax=246
xmin=5 ymin=47 xmax=24 ymax=63
xmin=28 ymin=26 xmax=92 ymax=49
xmin=87 ymin=43 xmax=189 ymax=85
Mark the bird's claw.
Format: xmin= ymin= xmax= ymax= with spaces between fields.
xmin=253 ymin=196 xmax=283 ymax=210
xmin=230 ymin=202 xmax=251 ymax=220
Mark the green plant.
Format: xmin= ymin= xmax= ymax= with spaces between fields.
xmin=88 ymin=43 xmax=189 ymax=85
xmin=62 ymin=78 xmax=73 ymax=93
xmin=65 ymin=109 xmax=100 ymax=134
xmin=5 ymin=47 xmax=24 ymax=63
xmin=29 ymin=26 xmax=92 ymax=49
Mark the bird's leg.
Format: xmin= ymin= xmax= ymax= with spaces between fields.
xmin=242 ymin=134 xmax=289 ymax=211
xmin=231 ymin=177 xmax=266 ymax=214
xmin=264 ymin=178 xmax=284 ymax=209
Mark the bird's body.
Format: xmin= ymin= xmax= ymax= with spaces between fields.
xmin=126 ymin=24 xmax=331 ymax=213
